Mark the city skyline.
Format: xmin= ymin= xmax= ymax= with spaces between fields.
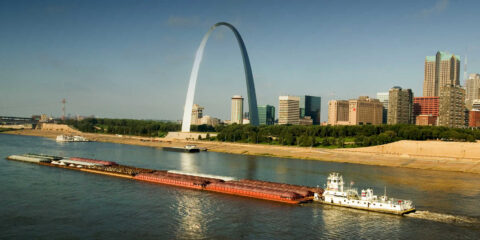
xmin=2 ymin=0 xmax=480 ymax=121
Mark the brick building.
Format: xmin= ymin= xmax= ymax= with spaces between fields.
xmin=413 ymin=97 xmax=439 ymax=125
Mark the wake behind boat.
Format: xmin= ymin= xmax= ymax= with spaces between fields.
xmin=314 ymin=172 xmax=415 ymax=215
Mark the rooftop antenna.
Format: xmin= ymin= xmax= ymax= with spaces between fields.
xmin=61 ymin=98 xmax=66 ymax=121
xmin=463 ymin=54 xmax=468 ymax=86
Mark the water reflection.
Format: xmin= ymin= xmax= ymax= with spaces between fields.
xmin=173 ymin=192 xmax=208 ymax=239
xmin=245 ymin=155 xmax=257 ymax=180
xmin=179 ymin=153 xmax=198 ymax=173
xmin=320 ymin=204 xmax=403 ymax=239
xmin=321 ymin=206 xmax=351 ymax=238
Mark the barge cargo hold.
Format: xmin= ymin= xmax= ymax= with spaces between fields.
xmin=5 ymin=154 xmax=321 ymax=205
xmin=7 ymin=155 xmax=51 ymax=163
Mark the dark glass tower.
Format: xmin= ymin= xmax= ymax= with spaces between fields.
xmin=300 ymin=95 xmax=321 ymax=125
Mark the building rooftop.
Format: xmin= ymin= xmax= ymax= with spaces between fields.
xmin=469 ymin=73 xmax=480 ymax=79
xmin=425 ymin=51 xmax=460 ymax=62
xmin=279 ymin=96 xmax=300 ymax=101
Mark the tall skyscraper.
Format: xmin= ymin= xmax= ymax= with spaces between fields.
xmin=438 ymin=85 xmax=465 ymax=128
xmin=258 ymin=105 xmax=275 ymax=125
xmin=231 ymin=95 xmax=244 ymax=124
xmin=328 ymin=100 xmax=349 ymax=125
xmin=423 ymin=51 xmax=460 ymax=97
xmin=387 ymin=87 xmax=413 ymax=124
xmin=349 ymin=96 xmax=383 ymax=125
xmin=278 ymin=96 xmax=300 ymax=125
xmin=465 ymin=73 xmax=480 ymax=110
xmin=191 ymin=104 xmax=204 ymax=125
xmin=299 ymin=95 xmax=321 ymax=125
xmin=376 ymin=92 xmax=389 ymax=124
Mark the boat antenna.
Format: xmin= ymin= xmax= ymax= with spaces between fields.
xmin=384 ymin=186 xmax=387 ymax=197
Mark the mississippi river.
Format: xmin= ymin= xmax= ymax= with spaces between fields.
xmin=1 ymin=134 xmax=479 ymax=239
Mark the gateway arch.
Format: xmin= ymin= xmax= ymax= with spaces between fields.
xmin=181 ymin=22 xmax=259 ymax=132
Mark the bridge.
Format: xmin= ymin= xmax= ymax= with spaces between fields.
xmin=0 ymin=116 xmax=37 ymax=125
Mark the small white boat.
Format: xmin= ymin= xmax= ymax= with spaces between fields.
xmin=56 ymin=135 xmax=89 ymax=142
xmin=56 ymin=135 xmax=73 ymax=142
xmin=73 ymin=136 xmax=89 ymax=142
xmin=314 ymin=172 xmax=415 ymax=215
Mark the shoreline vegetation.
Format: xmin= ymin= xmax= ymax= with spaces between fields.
xmin=0 ymin=128 xmax=14 ymax=133
xmin=64 ymin=118 xmax=480 ymax=147
xmin=2 ymin=124 xmax=480 ymax=174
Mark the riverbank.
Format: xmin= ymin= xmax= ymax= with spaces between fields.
xmin=3 ymin=129 xmax=480 ymax=174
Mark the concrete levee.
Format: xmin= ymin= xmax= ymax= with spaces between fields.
xmin=340 ymin=140 xmax=480 ymax=160
xmin=36 ymin=123 xmax=81 ymax=133
xmin=165 ymin=132 xmax=217 ymax=140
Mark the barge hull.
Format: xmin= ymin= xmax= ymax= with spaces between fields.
xmin=205 ymin=185 xmax=306 ymax=204
xmin=319 ymin=201 xmax=416 ymax=215
xmin=6 ymin=154 xmax=321 ymax=205
xmin=163 ymin=147 xmax=199 ymax=153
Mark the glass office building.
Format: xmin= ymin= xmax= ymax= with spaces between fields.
xmin=299 ymin=95 xmax=321 ymax=125
xmin=258 ymin=105 xmax=275 ymax=125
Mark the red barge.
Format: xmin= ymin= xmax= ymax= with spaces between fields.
xmin=6 ymin=154 xmax=323 ymax=204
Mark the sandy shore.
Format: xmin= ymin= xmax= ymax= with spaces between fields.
xmin=3 ymin=129 xmax=480 ymax=174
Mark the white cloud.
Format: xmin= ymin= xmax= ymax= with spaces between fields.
xmin=418 ymin=0 xmax=449 ymax=17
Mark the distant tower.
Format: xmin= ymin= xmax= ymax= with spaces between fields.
xmin=61 ymin=98 xmax=66 ymax=120
xmin=463 ymin=55 xmax=468 ymax=85
xmin=299 ymin=95 xmax=321 ymax=125
xmin=191 ymin=104 xmax=204 ymax=125
xmin=465 ymin=73 xmax=480 ymax=110
xmin=423 ymin=51 xmax=461 ymax=97
xmin=278 ymin=96 xmax=300 ymax=125
xmin=376 ymin=92 xmax=389 ymax=124
xmin=438 ymin=85 xmax=466 ymax=128
xmin=231 ymin=95 xmax=244 ymax=124
xmin=387 ymin=87 xmax=413 ymax=125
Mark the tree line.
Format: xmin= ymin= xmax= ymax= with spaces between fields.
xmin=63 ymin=118 xmax=480 ymax=147
xmin=215 ymin=124 xmax=480 ymax=147
xmin=63 ymin=118 xmax=216 ymax=137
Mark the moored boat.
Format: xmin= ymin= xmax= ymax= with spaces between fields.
xmin=163 ymin=145 xmax=201 ymax=153
xmin=56 ymin=135 xmax=90 ymax=142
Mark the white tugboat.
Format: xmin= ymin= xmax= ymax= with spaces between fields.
xmin=314 ymin=172 xmax=415 ymax=215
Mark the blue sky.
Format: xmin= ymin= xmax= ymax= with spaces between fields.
xmin=1 ymin=0 xmax=480 ymax=121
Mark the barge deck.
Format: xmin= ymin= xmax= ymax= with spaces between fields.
xmin=6 ymin=154 xmax=322 ymax=205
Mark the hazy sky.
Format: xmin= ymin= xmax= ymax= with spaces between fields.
xmin=1 ymin=0 xmax=480 ymax=121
